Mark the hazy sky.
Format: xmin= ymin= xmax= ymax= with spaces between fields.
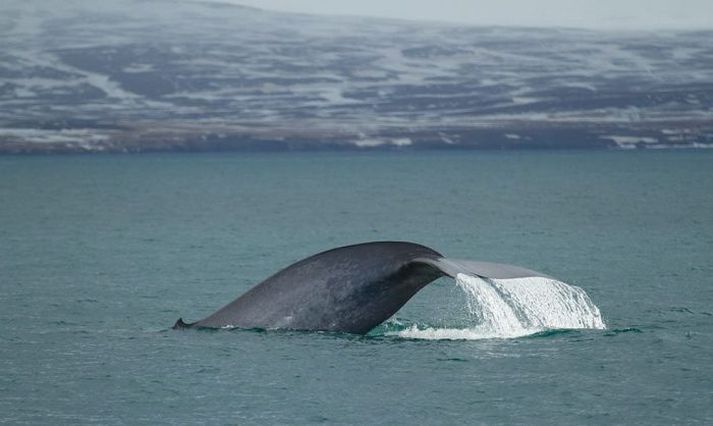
xmin=206 ymin=0 xmax=713 ymax=30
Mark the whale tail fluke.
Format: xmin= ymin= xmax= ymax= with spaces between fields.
xmin=172 ymin=317 xmax=194 ymax=329
xmin=174 ymin=242 xmax=556 ymax=333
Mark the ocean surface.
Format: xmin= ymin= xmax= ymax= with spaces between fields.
xmin=1 ymin=151 xmax=712 ymax=424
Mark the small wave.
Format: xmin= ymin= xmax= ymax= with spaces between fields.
xmin=603 ymin=327 xmax=642 ymax=336
xmin=525 ymin=328 xmax=582 ymax=338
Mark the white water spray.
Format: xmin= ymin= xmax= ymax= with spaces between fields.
xmin=395 ymin=273 xmax=606 ymax=340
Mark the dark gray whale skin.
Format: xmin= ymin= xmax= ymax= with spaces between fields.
xmin=174 ymin=241 xmax=549 ymax=334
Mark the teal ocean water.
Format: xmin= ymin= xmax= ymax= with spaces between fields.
xmin=1 ymin=151 xmax=712 ymax=424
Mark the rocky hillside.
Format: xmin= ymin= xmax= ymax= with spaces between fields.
xmin=1 ymin=0 xmax=712 ymax=152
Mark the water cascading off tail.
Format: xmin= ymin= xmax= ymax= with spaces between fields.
xmin=396 ymin=273 xmax=606 ymax=340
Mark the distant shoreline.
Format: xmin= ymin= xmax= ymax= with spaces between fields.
xmin=2 ymin=120 xmax=712 ymax=154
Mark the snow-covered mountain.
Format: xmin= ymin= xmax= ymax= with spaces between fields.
xmin=1 ymin=0 xmax=712 ymax=152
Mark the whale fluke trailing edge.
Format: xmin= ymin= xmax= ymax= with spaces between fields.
xmin=174 ymin=241 xmax=551 ymax=334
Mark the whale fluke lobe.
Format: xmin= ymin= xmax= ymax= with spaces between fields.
xmin=415 ymin=257 xmax=553 ymax=280
xmin=175 ymin=241 xmax=552 ymax=334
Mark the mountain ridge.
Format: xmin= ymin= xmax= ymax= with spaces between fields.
xmin=1 ymin=0 xmax=712 ymax=153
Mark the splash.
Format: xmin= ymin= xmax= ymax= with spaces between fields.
xmin=392 ymin=273 xmax=605 ymax=340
